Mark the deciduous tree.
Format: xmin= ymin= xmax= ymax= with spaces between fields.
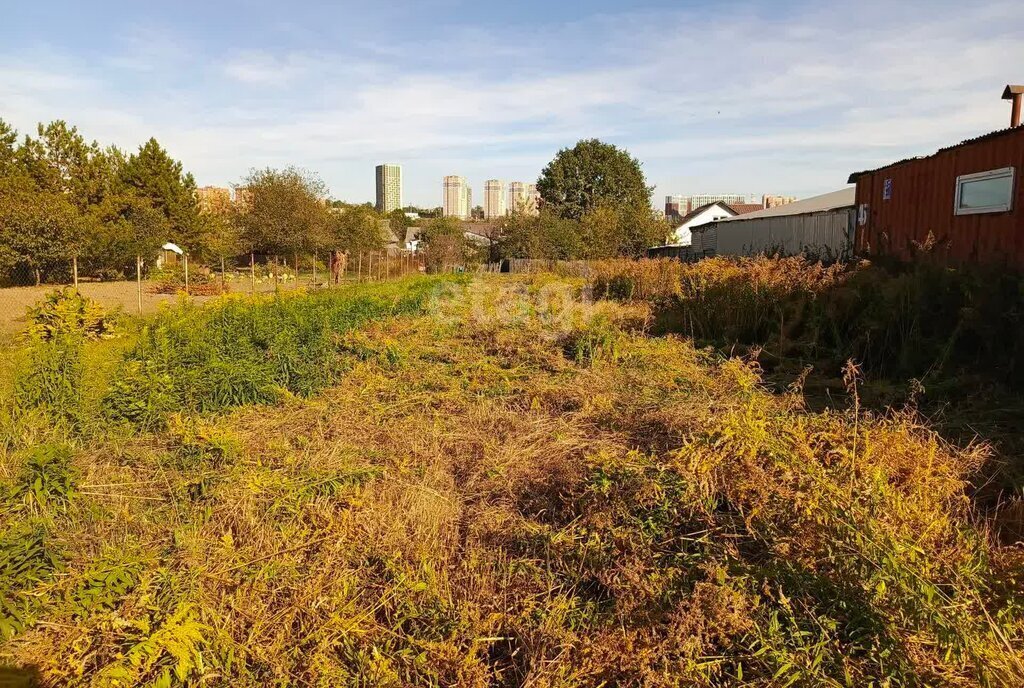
xmin=0 ymin=175 xmax=82 ymax=284
xmin=234 ymin=167 xmax=330 ymax=260
xmin=537 ymin=139 xmax=652 ymax=220
xmin=328 ymin=204 xmax=390 ymax=256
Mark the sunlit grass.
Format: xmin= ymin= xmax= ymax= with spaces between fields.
xmin=0 ymin=271 xmax=1020 ymax=686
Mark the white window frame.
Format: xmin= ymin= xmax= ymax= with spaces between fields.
xmin=953 ymin=167 xmax=1015 ymax=215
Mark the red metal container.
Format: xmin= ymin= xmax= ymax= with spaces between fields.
xmin=850 ymin=126 xmax=1024 ymax=267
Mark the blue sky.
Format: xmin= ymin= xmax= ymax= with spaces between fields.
xmin=2 ymin=0 xmax=1022 ymax=207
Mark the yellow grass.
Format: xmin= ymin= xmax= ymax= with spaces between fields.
xmin=0 ymin=274 xmax=1021 ymax=686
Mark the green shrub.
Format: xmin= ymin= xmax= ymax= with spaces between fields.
xmin=561 ymin=316 xmax=622 ymax=365
xmin=69 ymin=553 xmax=145 ymax=619
xmin=105 ymin=276 xmax=459 ymax=423
xmin=0 ymin=524 xmax=63 ymax=640
xmin=6 ymin=443 xmax=77 ymax=515
xmin=166 ymin=415 xmax=240 ymax=470
xmin=101 ymin=359 xmax=178 ymax=431
xmin=26 ymin=288 xmax=116 ymax=341
xmin=14 ymin=334 xmax=84 ymax=431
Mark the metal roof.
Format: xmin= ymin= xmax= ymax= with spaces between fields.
xmin=728 ymin=203 xmax=765 ymax=215
xmin=848 ymin=125 xmax=1024 ymax=182
xmin=673 ymin=201 xmax=735 ymax=227
xmin=716 ymin=188 xmax=855 ymax=222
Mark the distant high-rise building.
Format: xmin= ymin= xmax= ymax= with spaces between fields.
xmin=526 ymin=184 xmax=540 ymax=214
xmin=375 ymin=164 xmax=402 ymax=213
xmin=443 ymin=175 xmax=470 ymax=219
xmin=195 ymin=186 xmax=231 ymax=213
xmin=508 ymin=182 xmax=527 ymax=214
xmin=684 ymin=194 xmax=748 ymax=212
xmin=484 ymin=179 xmax=506 ymax=219
xmin=667 ymin=194 xmax=749 ymax=214
xmin=231 ymin=187 xmax=252 ymax=209
xmin=665 ymin=195 xmax=685 ymax=218
xmin=763 ymin=194 xmax=797 ymax=209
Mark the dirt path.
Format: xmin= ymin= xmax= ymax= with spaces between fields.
xmin=0 ymin=277 xmax=328 ymax=338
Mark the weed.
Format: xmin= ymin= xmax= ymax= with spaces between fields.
xmin=102 ymin=359 xmax=178 ymax=431
xmin=0 ymin=524 xmax=62 ymax=640
xmin=4 ymin=443 xmax=77 ymax=515
xmin=68 ymin=551 xmax=145 ymax=619
xmin=0 ymin=273 xmax=1020 ymax=685
xmin=14 ymin=334 xmax=83 ymax=432
xmin=25 ymin=288 xmax=117 ymax=342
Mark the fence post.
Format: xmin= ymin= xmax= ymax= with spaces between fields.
xmin=136 ymin=255 xmax=143 ymax=315
xmin=312 ymin=252 xmax=317 ymax=290
xmin=72 ymin=256 xmax=78 ymax=289
xmin=250 ymin=252 xmax=256 ymax=295
xmin=294 ymin=252 xmax=300 ymax=290
xmin=220 ymin=256 xmax=226 ymax=292
xmin=357 ymin=253 xmax=362 ymax=283
xmin=184 ymin=253 xmax=190 ymax=296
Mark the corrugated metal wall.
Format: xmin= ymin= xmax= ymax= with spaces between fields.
xmin=703 ymin=210 xmax=855 ymax=259
xmin=854 ymin=127 xmax=1024 ymax=267
xmin=690 ymin=225 xmax=717 ymax=255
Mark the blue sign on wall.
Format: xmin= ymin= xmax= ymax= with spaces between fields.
xmin=883 ymin=178 xmax=893 ymax=201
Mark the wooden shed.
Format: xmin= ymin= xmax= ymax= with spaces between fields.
xmin=849 ymin=118 xmax=1024 ymax=268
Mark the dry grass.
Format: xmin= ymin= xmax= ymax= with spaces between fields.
xmin=0 ymin=274 xmax=1021 ymax=686
xmin=582 ymin=256 xmax=1024 ymax=384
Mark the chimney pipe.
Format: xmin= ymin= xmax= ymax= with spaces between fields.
xmin=1003 ymin=85 xmax=1024 ymax=127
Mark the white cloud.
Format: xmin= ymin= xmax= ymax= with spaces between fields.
xmin=1 ymin=0 xmax=1022 ymax=204
xmin=222 ymin=51 xmax=310 ymax=86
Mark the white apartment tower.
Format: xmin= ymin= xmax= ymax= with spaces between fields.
xmin=674 ymin=194 xmax=748 ymax=213
xmin=443 ymin=175 xmax=471 ymax=219
xmin=508 ymin=181 xmax=540 ymax=215
xmin=375 ymin=164 xmax=402 ymax=213
xmin=484 ymin=179 xmax=506 ymax=219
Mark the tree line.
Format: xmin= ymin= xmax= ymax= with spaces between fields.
xmin=0 ymin=119 xmax=396 ymax=285
xmin=1 ymin=123 xmax=670 ymax=285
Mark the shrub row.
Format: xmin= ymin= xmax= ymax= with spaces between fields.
xmin=12 ymin=276 xmax=463 ymax=434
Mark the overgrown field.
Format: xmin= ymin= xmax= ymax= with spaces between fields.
xmin=582 ymin=256 xmax=1024 ymax=385
xmin=1 ymin=271 xmax=1023 ymax=686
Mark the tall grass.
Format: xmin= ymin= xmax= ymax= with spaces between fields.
xmin=0 ymin=275 xmax=1020 ymax=685
xmin=588 ymin=256 xmax=1024 ymax=384
xmin=7 ymin=277 xmax=462 ymax=436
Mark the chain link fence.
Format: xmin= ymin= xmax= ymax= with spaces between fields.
xmin=0 ymin=251 xmax=425 ymax=337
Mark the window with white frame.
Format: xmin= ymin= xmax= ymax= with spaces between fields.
xmin=954 ymin=167 xmax=1015 ymax=215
